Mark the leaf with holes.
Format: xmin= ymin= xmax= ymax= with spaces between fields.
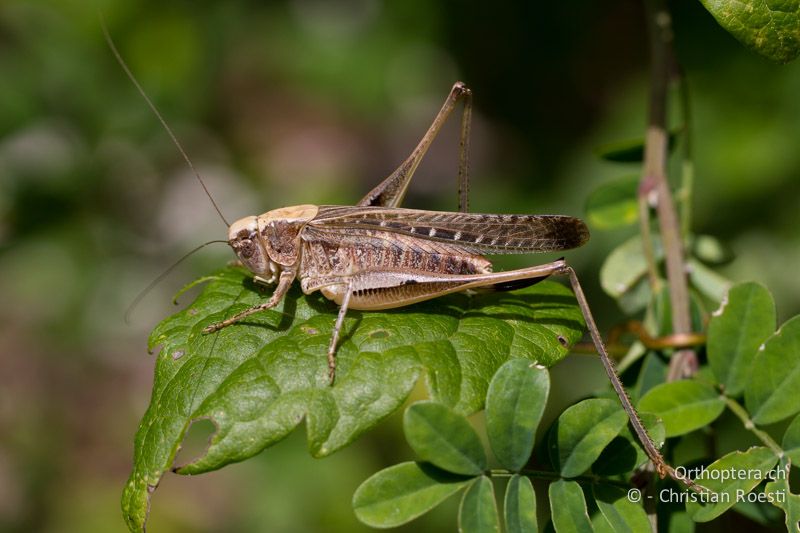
xmin=765 ymin=458 xmax=800 ymax=531
xmin=122 ymin=265 xmax=584 ymax=531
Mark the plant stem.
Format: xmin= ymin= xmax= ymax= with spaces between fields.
xmin=641 ymin=0 xmax=696 ymax=381
xmin=723 ymin=396 xmax=784 ymax=455
xmin=488 ymin=469 xmax=631 ymax=489
xmin=639 ymin=196 xmax=662 ymax=293
xmin=677 ymin=71 xmax=695 ymax=238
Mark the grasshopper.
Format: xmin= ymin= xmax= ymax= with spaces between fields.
xmin=105 ymin=26 xmax=692 ymax=487
xmin=202 ymin=82 xmax=591 ymax=383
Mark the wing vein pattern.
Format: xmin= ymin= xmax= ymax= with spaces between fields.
xmin=310 ymin=206 xmax=589 ymax=254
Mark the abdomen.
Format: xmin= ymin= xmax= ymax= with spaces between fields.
xmin=299 ymin=230 xmax=492 ymax=309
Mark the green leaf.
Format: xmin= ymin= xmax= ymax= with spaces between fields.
xmin=691 ymin=234 xmax=733 ymax=265
xmin=585 ymin=175 xmax=639 ymax=230
xmin=548 ymin=398 xmax=629 ymax=477
xmin=765 ymin=458 xmax=800 ymax=531
xmin=504 ymin=475 xmax=537 ymax=533
xmin=699 ymin=0 xmax=800 ymax=64
xmin=404 ymin=401 xmax=486 ymax=476
xmin=632 ymin=352 xmax=668 ymax=401
xmin=592 ymin=484 xmax=650 ymax=533
xmin=732 ymin=497 xmax=784 ymax=526
xmin=665 ymin=511 xmax=696 ymax=533
xmin=122 ymin=266 xmax=583 ymax=530
xmin=600 ymin=234 xmax=662 ymax=310
xmin=353 ymin=461 xmax=473 ymax=527
xmin=459 ymin=476 xmax=500 ymax=533
xmin=638 ymin=380 xmax=725 ymax=437
xmin=783 ymin=413 xmax=800 ymax=464
xmin=486 ymin=359 xmax=550 ymax=471
xmin=687 ymin=259 xmax=732 ymax=303
xmin=686 ymin=447 xmax=779 ymax=522
xmin=745 ymin=314 xmax=800 ymax=424
xmin=592 ymin=413 xmax=665 ymax=476
xmin=618 ymin=277 xmax=653 ymax=315
xmin=590 ymin=513 xmax=615 ymax=533
xmin=708 ymin=282 xmax=776 ymax=396
xmin=594 ymin=130 xmax=679 ymax=162
xmin=548 ymin=480 xmax=593 ymax=533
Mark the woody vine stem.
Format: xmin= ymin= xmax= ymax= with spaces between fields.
xmin=641 ymin=0 xmax=697 ymax=381
xmin=642 ymin=0 xmax=791 ymax=473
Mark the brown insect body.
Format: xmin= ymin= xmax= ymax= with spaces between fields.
xmin=302 ymin=220 xmax=494 ymax=310
xmin=229 ymin=205 xmax=588 ymax=311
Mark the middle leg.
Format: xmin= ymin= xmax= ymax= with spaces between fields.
xmin=327 ymin=279 xmax=354 ymax=384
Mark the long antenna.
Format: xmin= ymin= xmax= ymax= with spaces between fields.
xmin=124 ymin=240 xmax=229 ymax=323
xmin=100 ymin=16 xmax=230 ymax=227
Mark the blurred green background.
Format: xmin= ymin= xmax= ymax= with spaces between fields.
xmin=1 ymin=0 xmax=799 ymax=531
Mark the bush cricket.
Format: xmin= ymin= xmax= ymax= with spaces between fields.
xmin=104 ymin=27 xmax=696 ymax=488
xmin=201 ymin=81 xmax=589 ymax=372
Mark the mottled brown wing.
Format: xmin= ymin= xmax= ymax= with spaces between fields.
xmin=311 ymin=206 xmax=589 ymax=254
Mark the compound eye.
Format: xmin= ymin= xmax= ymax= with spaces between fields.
xmin=231 ymin=238 xmax=256 ymax=260
xmin=233 ymin=239 xmax=255 ymax=259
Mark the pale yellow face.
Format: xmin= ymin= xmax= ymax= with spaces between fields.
xmin=228 ymin=216 xmax=273 ymax=276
